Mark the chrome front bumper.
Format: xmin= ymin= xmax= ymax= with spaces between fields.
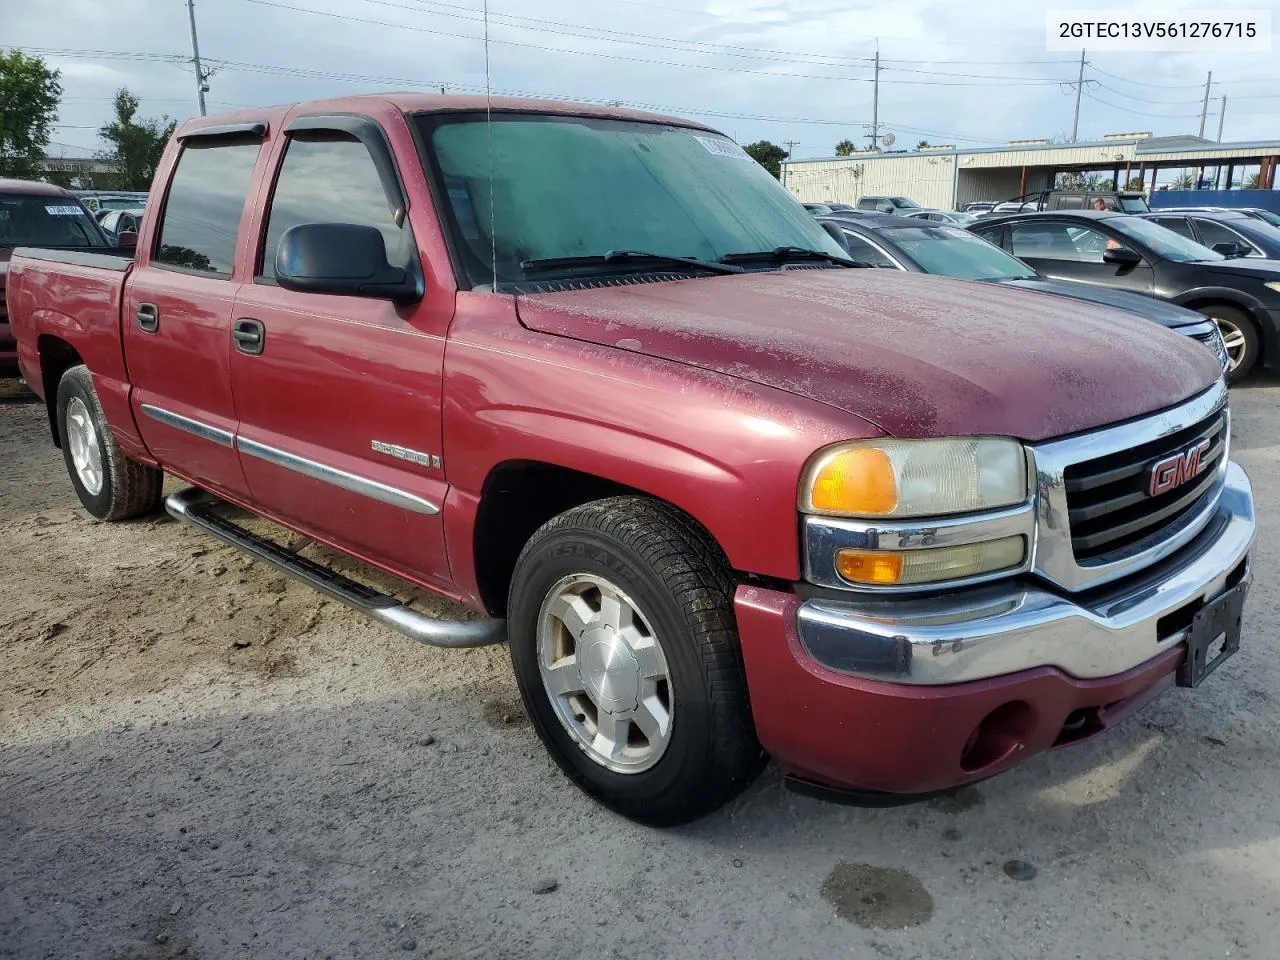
xmin=796 ymin=460 xmax=1255 ymax=685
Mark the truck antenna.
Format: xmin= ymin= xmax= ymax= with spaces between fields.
xmin=483 ymin=0 xmax=497 ymax=292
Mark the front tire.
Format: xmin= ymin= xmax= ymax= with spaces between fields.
xmin=507 ymin=497 xmax=764 ymax=825
xmin=56 ymin=365 xmax=163 ymax=520
xmin=1197 ymin=304 xmax=1259 ymax=382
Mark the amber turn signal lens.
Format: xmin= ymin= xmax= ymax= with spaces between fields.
xmin=835 ymin=549 xmax=906 ymax=585
xmin=808 ymin=447 xmax=898 ymax=516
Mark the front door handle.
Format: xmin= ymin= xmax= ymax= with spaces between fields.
xmin=137 ymin=303 xmax=159 ymax=333
xmin=233 ymin=318 xmax=265 ymax=356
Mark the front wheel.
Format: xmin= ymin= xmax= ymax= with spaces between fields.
xmin=56 ymin=365 xmax=163 ymax=520
xmin=507 ymin=496 xmax=764 ymax=825
xmin=1197 ymin=305 xmax=1259 ymax=382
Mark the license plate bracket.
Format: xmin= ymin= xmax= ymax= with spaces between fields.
xmin=1176 ymin=581 xmax=1248 ymax=689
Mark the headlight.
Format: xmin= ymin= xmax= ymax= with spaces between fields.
xmin=800 ymin=438 xmax=1029 ymax=518
xmin=1264 ymin=281 xmax=1280 ymax=294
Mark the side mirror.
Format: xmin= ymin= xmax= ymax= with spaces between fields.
xmin=1211 ymin=241 xmax=1249 ymax=258
xmin=1102 ymin=246 xmax=1142 ymax=266
xmin=275 ymin=222 xmax=421 ymax=303
xmin=116 ymin=230 xmax=138 ymax=251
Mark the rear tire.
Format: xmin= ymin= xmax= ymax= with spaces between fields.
xmin=507 ymin=496 xmax=765 ymax=825
xmin=1196 ymin=305 xmax=1259 ymax=382
xmin=56 ymin=365 xmax=163 ymax=520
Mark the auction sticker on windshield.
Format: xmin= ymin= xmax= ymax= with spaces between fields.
xmin=1047 ymin=10 xmax=1270 ymax=50
xmin=693 ymin=136 xmax=752 ymax=160
xmin=45 ymin=205 xmax=85 ymax=216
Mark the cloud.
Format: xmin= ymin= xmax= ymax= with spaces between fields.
xmin=6 ymin=0 xmax=1278 ymax=160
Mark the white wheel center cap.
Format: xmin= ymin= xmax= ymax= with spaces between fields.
xmin=579 ymin=628 xmax=640 ymax=713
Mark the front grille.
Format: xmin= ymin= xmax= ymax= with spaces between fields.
xmin=1064 ymin=408 xmax=1226 ymax=561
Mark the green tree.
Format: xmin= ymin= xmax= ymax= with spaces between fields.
xmin=916 ymin=139 xmax=930 ymax=150
xmin=834 ymin=139 xmax=857 ymax=157
xmin=1170 ymin=170 xmax=1195 ymax=190
xmin=1125 ymin=176 xmax=1145 ymax=191
xmin=0 ymin=50 xmax=62 ymax=180
xmin=1245 ymin=172 xmax=1261 ymax=188
xmin=743 ymin=140 xmax=788 ymax=178
xmin=98 ymin=89 xmax=176 ymax=191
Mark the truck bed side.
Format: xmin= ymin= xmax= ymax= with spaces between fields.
xmin=7 ymin=248 xmax=148 ymax=459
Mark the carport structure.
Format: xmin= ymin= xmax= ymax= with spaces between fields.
xmin=782 ymin=134 xmax=1280 ymax=210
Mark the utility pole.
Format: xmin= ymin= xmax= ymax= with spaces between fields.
xmin=1071 ymin=49 xmax=1085 ymax=142
xmin=186 ymin=0 xmax=208 ymax=116
xmin=782 ymin=140 xmax=800 ymax=187
xmin=1198 ymin=71 xmax=1213 ymax=138
xmin=1217 ymin=95 xmax=1227 ymax=142
xmin=870 ymin=41 xmax=880 ymax=150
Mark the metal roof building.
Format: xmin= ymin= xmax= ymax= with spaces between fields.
xmin=781 ymin=133 xmax=1280 ymax=210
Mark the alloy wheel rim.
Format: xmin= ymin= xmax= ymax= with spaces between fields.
xmin=66 ymin=397 xmax=105 ymax=495
xmin=1212 ymin=317 xmax=1246 ymax=372
xmin=536 ymin=573 xmax=674 ymax=774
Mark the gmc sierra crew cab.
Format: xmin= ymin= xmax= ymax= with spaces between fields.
xmin=6 ymin=95 xmax=1256 ymax=825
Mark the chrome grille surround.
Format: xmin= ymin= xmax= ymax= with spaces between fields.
xmin=1029 ymin=380 xmax=1230 ymax=593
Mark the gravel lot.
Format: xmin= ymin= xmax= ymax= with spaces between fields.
xmin=3 ymin=374 xmax=1279 ymax=960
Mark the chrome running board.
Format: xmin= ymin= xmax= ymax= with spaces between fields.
xmin=164 ymin=487 xmax=506 ymax=648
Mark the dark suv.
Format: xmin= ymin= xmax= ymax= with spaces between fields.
xmin=1004 ymin=190 xmax=1150 ymax=213
xmin=856 ymin=195 xmax=923 ymax=214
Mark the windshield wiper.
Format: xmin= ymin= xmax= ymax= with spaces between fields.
xmin=719 ymin=246 xmax=869 ymax=268
xmin=521 ymin=250 xmax=744 ymax=275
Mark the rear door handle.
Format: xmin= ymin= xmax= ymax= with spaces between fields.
xmin=233 ymin=318 xmax=265 ymax=356
xmin=137 ymin=303 xmax=159 ymax=333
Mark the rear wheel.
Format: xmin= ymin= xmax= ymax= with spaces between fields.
xmin=1196 ymin=304 xmax=1259 ymax=382
xmin=507 ymin=496 xmax=764 ymax=825
xmin=56 ymin=365 xmax=163 ymax=520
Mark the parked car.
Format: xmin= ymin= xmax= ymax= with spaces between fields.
xmin=818 ymin=215 xmax=1230 ymax=373
xmin=803 ymin=203 xmax=834 ymax=216
xmin=7 ymin=95 xmax=1254 ymax=824
xmin=97 ymin=208 xmax=145 ymax=242
xmin=74 ymin=191 xmax=149 ymax=215
xmin=1153 ymin=205 xmax=1280 ymax=228
xmin=962 ymin=201 xmax=996 ymax=214
xmin=901 ymin=208 xmax=978 ymax=226
xmin=971 ymin=210 xmax=1280 ymax=379
xmin=1000 ymin=190 xmax=1150 ymax=213
xmin=856 ymin=195 xmax=923 ymax=214
xmin=0 ymin=179 xmax=114 ymax=377
xmin=1139 ymin=209 xmax=1280 ymax=260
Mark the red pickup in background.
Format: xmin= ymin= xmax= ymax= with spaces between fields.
xmin=5 ymin=94 xmax=1254 ymax=824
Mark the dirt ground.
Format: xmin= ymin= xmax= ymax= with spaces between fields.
xmin=3 ymin=374 xmax=1280 ymax=960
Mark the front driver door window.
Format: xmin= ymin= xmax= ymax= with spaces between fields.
xmin=1010 ymin=220 xmax=1152 ymax=293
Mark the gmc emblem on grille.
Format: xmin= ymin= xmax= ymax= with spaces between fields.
xmin=1148 ymin=438 xmax=1211 ymax=497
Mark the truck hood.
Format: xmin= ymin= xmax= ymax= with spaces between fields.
xmin=515 ymin=269 xmax=1221 ymax=442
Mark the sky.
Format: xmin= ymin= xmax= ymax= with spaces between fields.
xmin=8 ymin=0 xmax=1280 ymax=161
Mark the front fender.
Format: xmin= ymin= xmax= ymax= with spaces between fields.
xmin=440 ymin=299 xmax=879 ymax=594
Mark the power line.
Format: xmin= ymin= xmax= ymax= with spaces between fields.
xmin=1083 ymin=91 xmax=1201 ymax=119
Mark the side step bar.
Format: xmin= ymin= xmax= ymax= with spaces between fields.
xmin=165 ymin=487 xmax=506 ymax=648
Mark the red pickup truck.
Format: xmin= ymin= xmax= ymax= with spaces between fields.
xmin=6 ymin=94 xmax=1255 ymax=824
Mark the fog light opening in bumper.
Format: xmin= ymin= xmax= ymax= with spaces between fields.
xmin=960 ymin=700 xmax=1035 ymax=773
xmin=1053 ymin=707 xmax=1104 ymax=747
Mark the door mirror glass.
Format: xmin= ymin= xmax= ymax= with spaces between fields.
xmin=275 ymin=222 xmax=422 ymax=303
xmin=1101 ymin=246 xmax=1142 ymax=266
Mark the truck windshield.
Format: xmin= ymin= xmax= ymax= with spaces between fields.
xmin=418 ymin=112 xmax=848 ymax=289
xmin=0 ymin=194 xmax=106 ymax=249
xmin=1119 ymin=196 xmax=1150 ymax=213
xmin=879 ymin=224 xmax=1036 ymax=280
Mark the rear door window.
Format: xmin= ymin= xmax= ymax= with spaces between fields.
xmin=154 ymin=139 xmax=261 ymax=276
xmin=1150 ymin=216 xmax=1195 ymax=240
